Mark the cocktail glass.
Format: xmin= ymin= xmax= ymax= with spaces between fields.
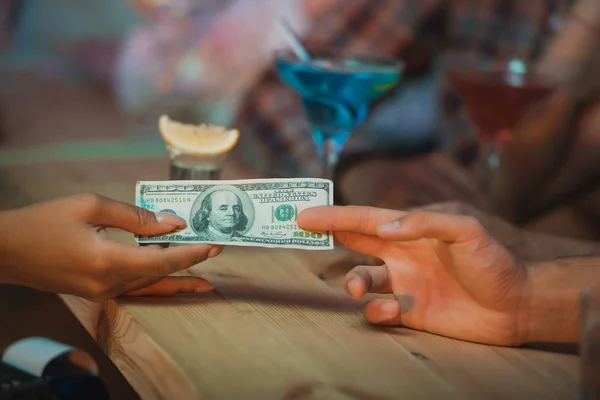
xmin=274 ymin=50 xmax=404 ymax=180
xmin=445 ymin=52 xmax=557 ymax=195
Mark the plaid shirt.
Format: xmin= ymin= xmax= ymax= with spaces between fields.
xmin=232 ymin=0 xmax=571 ymax=178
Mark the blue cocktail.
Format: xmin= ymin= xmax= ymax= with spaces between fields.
xmin=274 ymin=50 xmax=404 ymax=179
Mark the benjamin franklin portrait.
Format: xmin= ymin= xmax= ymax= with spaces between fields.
xmin=190 ymin=185 xmax=254 ymax=242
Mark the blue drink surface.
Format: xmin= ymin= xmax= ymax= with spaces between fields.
xmin=275 ymin=57 xmax=402 ymax=138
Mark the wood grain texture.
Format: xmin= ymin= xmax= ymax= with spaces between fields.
xmin=61 ymin=295 xmax=200 ymax=400
xmin=61 ymin=247 xmax=578 ymax=400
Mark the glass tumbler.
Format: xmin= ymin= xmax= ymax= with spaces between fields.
xmin=167 ymin=146 xmax=227 ymax=181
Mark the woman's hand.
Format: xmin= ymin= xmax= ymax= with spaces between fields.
xmin=0 ymin=194 xmax=222 ymax=301
xmin=298 ymin=206 xmax=529 ymax=346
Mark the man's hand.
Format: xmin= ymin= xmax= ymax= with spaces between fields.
xmin=0 ymin=193 xmax=222 ymax=301
xmin=298 ymin=206 xmax=528 ymax=346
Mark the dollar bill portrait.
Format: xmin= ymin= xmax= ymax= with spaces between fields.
xmin=190 ymin=185 xmax=255 ymax=242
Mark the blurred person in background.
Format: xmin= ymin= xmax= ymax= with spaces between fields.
xmin=0 ymin=0 xmax=308 ymax=178
xmin=114 ymin=0 xmax=307 ymax=126
xmin=231 ymin=0 xmax=600 ymax=241
xmin=0 ymin=0 xmax=140 ymax=147
xmin=0 ymin=0 xmax=137 ymax=83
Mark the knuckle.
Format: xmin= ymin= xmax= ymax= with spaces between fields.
xmin=90 ymin=256 xmax=111 ymax=278
xmin=83 ymin=280 xmax=112 ymax=302
xmin=129 ymin=204 xmax=155 ymax=226
xmin=444 ymin=201 xmax=471 ymax=214
xmin=336 ymin=232 xmax=350 ymax=249
xmin=358 ymin=211 xmax=372 ymax=233
xmin=181 ymin=248 xmax=210 ymax=269
xmin=155 ymin=259 xmax=174 ymax=276
xmin=351 ymin=265 xmax=367 ymax=274
xmin=350 ymin=265 xmax=370 ymax=281
xmin=463 ymin=215 xmax=488 ymax=236
xmin=463 ymin=215 xmax=480 ymax=228
xmin=408 ymin=210 xmax=429 ymax=225
xmin=357 ymin=270 xmax=372 ymax=288
xmin=73 ymin=192 xmax=108 ymax=220
xmin=77 ymin=193 xmax=104 ymax=212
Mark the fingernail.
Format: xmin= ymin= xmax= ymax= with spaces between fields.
xmin=347 ymin=279 xmax=360 ymax=296
xmin=195 ymin=285 xmax=215 ymax=293
xmin=378 ymin=219 xmax=399 ymax=232
xmin=381 ymin=301 xmax=398 ymax=318
xmin=156 ymin=212 xmax=186 ymax=227
xmin=208 ymin=246 xmax=223 ymax=258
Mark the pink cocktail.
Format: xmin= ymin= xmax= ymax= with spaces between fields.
xmin=446 ymin=56 xmax=556 ymax=193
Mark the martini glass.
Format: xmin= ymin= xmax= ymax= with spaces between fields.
xmin=445 ymin=52 xmax=557 ymax=195
xmin=274 ymin=49 xmax=404 ymax=180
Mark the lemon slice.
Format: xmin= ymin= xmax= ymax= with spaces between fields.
xmin=158 ymin=114 xmax=240 ymax=155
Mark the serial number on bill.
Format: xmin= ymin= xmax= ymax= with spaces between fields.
xmin=143 ymin=197 xmax=192 ymax=204
xmin=263 ymin=224 xmax=298 ymax=230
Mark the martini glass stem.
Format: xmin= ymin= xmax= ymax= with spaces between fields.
xmin=478 ymin=137 xmax=503 ymax=195
xmin=313 ymin=128 xmax=348 ymax=180
xmin=320 ymin=138 xmax=339 ymax=180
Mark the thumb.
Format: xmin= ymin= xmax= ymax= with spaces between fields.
xmin=86 ymin=195 xmax=186 ymax=236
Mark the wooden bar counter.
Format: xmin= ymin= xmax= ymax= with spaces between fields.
xmin=61 ymin=245 xmax=580 ymax=400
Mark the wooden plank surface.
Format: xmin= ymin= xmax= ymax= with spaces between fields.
xmin=59 ymin=246 xmax=579 ymax=400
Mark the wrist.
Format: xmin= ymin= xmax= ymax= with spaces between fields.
xmin=516 ymin=259 xmax=596 ymax=345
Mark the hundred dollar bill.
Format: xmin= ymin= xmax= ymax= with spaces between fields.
xmin=135 ymin=178 xmax=334 ymax=250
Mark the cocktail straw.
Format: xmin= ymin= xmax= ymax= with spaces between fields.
xmin=276 ymin=18 xmax=311 ymax=61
